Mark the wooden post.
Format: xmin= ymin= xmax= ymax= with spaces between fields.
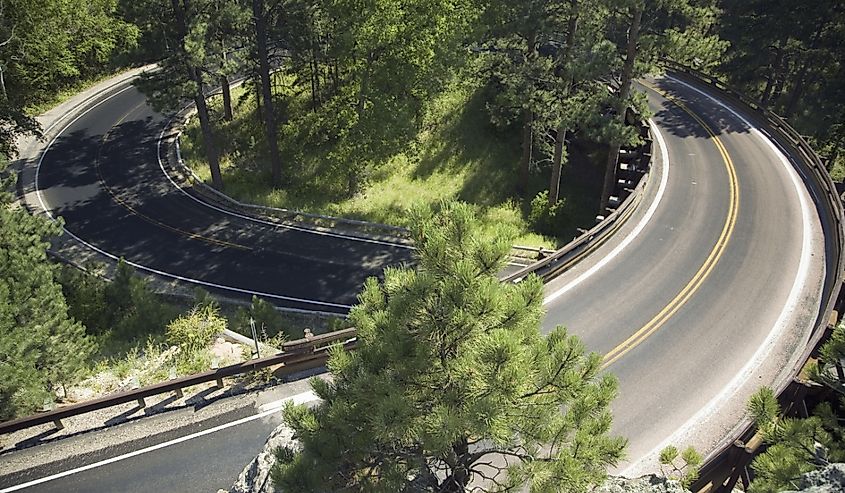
xmin=216 ymin=377 xmax=224 ymax=389
xmin=137 ymin=398 xmax=146 ymax=409
xmin=53 ymin=419 xmax=64 ymax=431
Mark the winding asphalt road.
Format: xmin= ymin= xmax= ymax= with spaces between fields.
xmin=1 ymin=71 xmax=830 ymax=491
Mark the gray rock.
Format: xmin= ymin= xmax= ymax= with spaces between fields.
xmin=226 ymin=423 xmax=300 ymax=493
xmin=593 ymin=475 xmax=690 ymax=493
xmin=783 ymin=463 xmax=845 ymax=493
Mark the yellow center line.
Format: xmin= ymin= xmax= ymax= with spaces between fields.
xmin=600 ymin=82 xmax=740 ymax=370
xmin=95 ymin=103 xmax=252 ymax=252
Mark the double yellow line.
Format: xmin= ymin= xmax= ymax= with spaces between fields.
xmin=96 ymin=103 xmax=251 ymax=252
xmin=601 ymin=83 xmax=740 ymax=370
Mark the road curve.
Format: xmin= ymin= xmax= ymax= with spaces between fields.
xmin=6 ymin=71 xmax=828 ymax=490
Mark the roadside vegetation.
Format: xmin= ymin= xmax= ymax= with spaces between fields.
xmin=744 ymin=325 xmax=845 ymax=493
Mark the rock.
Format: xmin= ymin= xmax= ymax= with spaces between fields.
xmin=226 ymin=423 xmax=300 ymax=493
xmin=593 ymin=475 xmax=690 ymax=493
xmin=784 ymin=463 xmax=845 ymax=493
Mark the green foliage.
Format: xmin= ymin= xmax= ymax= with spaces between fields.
xmin=0 ymin=161 xmax=95 ymax=419
xmin=272 ymin=201 xmax=626 ymax=492
xmin=0 ymin=0 xmax=138 ymax=111
xmin=529 ymin=190 xmax=572 ymax=237
xmin=746 ymin=386 xmax=845 ymax=493
xmin=807 ymin=322 xmax=845 ymax=392
xmin=659 ymin=444 xmax=702 ymax=489
xmin=58 ymin=259 xmax=177 ymax=348
xmin=166 ymin=304 xmax=226 ymax=354
xmin=717 ymin=0 xmax=845 ymax=179
xmin=234 ymin=295 xmax=288 ymax=340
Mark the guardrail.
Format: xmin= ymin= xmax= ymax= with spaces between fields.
xmin=0 ymin=328 xmax=356 ymax=436
xmin=660 ymin=61 xmax=845 ymax=493
xmin=504 ymin=113 xmax=653 ymax=283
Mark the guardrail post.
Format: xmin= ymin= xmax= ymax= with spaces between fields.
xmin=216 ymin=377 xmax=224 ymax=388
xmin=137 ymin=397 xmax=146 ymax=408
xmin=174 ymin=387 xmax=184 ymax=399
xmin=52 ymin=419 xmax=64 ymax=431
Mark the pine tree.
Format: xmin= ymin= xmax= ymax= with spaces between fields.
xmin=0 ymin=161 xmax=94 ymax=419
xmin=272 ymin=201 xmax=626 ymax=492
xmin=747 ymin=386 xmax=845 ymax=493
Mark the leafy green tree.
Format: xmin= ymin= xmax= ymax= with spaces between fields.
xmin=272 ymin=201 xmax=626 ymax=492
xmin=275 ymin=0 xmax=477 ymax=196
xmin=0 ymin=162 xmax=94 ymax=419
xmin=0 ymin=0 xmax=138 ymax=110
xmin=251 ymin=0 xmax=285 ymax=186
xmin=234 ymin=295 xmax=288 ymax=339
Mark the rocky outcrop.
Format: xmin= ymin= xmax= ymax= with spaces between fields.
xmin=224 ymin=423 xmax=299 ymax=493
xmin=593 ymin=475 xmax=690 ymax=493
xmin=784 ymin=463 xmax=845 ymax=493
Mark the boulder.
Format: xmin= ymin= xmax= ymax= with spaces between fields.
xmin=227 ymin=423 xmax=299 ymax=493
xmin=784 ymin=463 xmax=845 ymax=493
xmin=594 ymin=475 xmax=690 ymax=493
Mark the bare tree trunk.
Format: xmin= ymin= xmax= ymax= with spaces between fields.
xmin=549 ymin=0 xmax=579 ymax=206
xmin=0 ymin=65 xmax=7 ymax=101
xmin=253 ymin=0 xmax=284 ymax=187
xmin=220 ymin=74 xmax=233 ymax=121
xmin=550 ymin=126 xmax=567 ymax=205
xmin=194 ymin=70 xmax=224 ymax=190
xmin=519 ymin=29 xmax=538 ymax=194
xmin=600 ymin=6 xmax=642 ymax=213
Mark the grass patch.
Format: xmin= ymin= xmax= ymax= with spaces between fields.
xmin=182 ymin=75 xmax=606 ymax=248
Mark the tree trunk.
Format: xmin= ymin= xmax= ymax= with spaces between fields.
xmin=520 ymin=108 xmax=534 ymax=193
xmin=549 ymin=0 xmax=579 ymax=206
xmin=0 ymin=65 xmax=7 ymax=101
xmin=519 ymin=29 xmax=538 ymax=194
xmin=784 ymin=26 xmax=824 ymax=118
xmin=600 ymin=6 xmax=642 ymax=213
xmin=761 ymin=44 xmax=784 ymax=106
xmin=550 ymin=126 xmax=567 ymax=205
xmin=194 ymin=73 xmax=224 ymax=190
xmin=440 ymin=439 xmax=470 ymax=492
xmin=171 ymin=0 xmax=223 ymax=190
xmin=220 ymin=74 xmax=233 ymax=121
xmin=253 ymin=0 xmax=284 ymax=188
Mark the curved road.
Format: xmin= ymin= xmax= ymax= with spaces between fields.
xmin=3 ymin=72 xmax=829 ymax=490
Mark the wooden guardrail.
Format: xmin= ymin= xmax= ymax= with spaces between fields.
xmin=0 ymin=328 xmax=357 ymax=435
xmin=659 ymin=61 xmax=845 ymax=493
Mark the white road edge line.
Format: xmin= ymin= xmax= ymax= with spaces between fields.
xmin=621 ymin=75 xmax=816 ymax=476
xmin=542 ymin=117 xmax=671 ymax=305
xmin=0 ymin=391 xmax=319 ymax=493
xmin=157 ymin=115 xmax=414 ymax=250
xmin=33 ymin=88 xmax=351 ymax=311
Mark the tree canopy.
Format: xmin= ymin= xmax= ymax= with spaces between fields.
xmin=272 ymin=201 xmax=626 ymax=492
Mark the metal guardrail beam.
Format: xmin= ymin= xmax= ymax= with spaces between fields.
xmin=0 ymin=330 xmax=357 ymax=435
